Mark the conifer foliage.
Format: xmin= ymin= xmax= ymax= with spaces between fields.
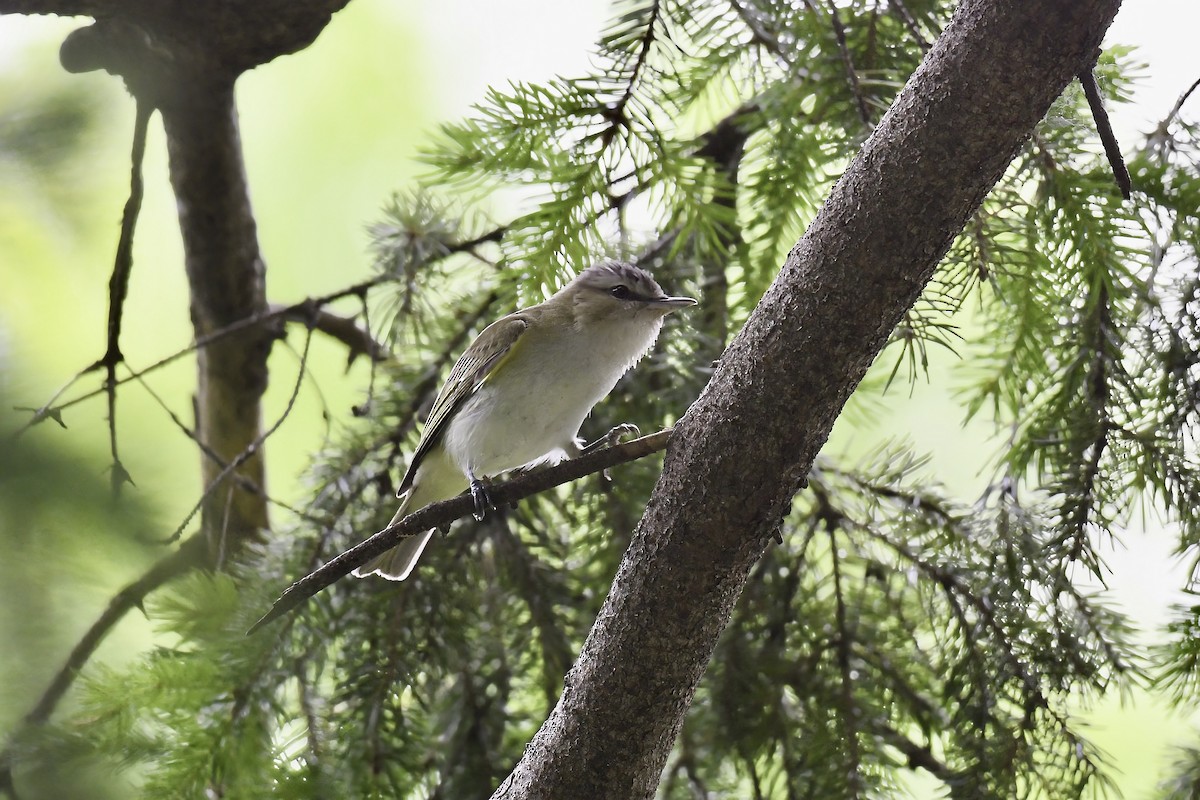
xmin=6 ymin=0 xmax=1200 ymax=798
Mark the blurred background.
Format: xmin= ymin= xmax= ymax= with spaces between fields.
xmin=0 ymin=0 xmax=1196 ymax=795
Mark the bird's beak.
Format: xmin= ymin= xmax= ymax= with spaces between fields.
xmin=648 ymin=295 xmax=698 ymax=310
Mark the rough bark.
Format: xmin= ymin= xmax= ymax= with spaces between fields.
xmin=494 ymin=0 xmax=1123 ymax=797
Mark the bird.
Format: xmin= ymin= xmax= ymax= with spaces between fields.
xmin=352 ymin=261 xmax=696 ymax=581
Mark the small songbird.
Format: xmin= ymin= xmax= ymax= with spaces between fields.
xmin=352 ymin=261 xmax=697 ymax=581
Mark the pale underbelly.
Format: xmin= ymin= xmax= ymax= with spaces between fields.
xmin=441 ymin=381 xmax=591 ymax=476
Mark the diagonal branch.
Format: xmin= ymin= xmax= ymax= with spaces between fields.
xmin=272 ymin=302 xmax=389 ymax=367
xmin=9 ymin=228 xmax=504 ymax=440
xmin=0 ymin=532 xmax=208 ymax=796
xmin=1078 ymin=65 xmax=1132 ymax=199
xmin=821 ymin=0 xmax=872 ymax=125
xmin=493 ymin=1 xmax=1123 ymax=796
xmin=1163 ymin=75 xmax=1200 ymax=130
xmin=248 ymin=428 xmax=675 ymax=633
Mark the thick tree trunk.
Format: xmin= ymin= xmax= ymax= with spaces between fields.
xmin=495 ymin=0 xmax=1123 ymax=797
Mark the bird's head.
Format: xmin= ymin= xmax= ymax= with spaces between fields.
xmin=564 ymin=261 xmax=697 ymax=327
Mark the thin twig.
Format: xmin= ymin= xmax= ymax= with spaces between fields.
xmin=130 ymin=368 xmax=326 ymax=525
xmin=272 ymin=302 xmax=389 ymax=366
xmin=823 ymin=0 xmax=871 ymax=125
xmin=166 ymin=325 xmax=315 ymax=545
xmin=11 ymin=369 xmax=89 ymax=429
xmin=889 ymin=0 xmax=931 ymax=52
xmin=10 ymin=228 xmax=505 ymax=441
xmin=1164 ymin=75 xmax=1200 ymax=129
xmin=1078 ymin=66 xmax=1131 ymax=200
xmin=90 ymin=98 xmax=152 ymax=494
xmin=248 ymin=428 xmax=675 ymax=633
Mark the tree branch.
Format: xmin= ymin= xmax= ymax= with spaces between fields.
xmin=10 ymin=228 xmax=501 ymax=439
xmin=272 ymin=302 xmax=389 ymax=367
xmin=1163 ymin=75 xmax=1200 ymax=130
xmin=0 ymin=533 xmax=208 ymax=796
xmin=5 ymin=0 xmax=352 ymax=78
xmin=823 ymin=0 xmax=872 ymax=126
xmin=494 ymin=0 xmax=1123 ymax=796
xmin=93 ymin=98 xmax=151 ymax=496
xmin=153 ymin=79 xmax=275 ymax=558
xmin=248 ymin=429 xmax=674 ymax=634
xmin=1078 ymin=65 xmax=1132 ymax=200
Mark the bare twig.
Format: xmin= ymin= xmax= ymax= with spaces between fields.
xmin=85 ymin=98 xmax=152 ymax=494
xmin=824 ymin=0 xmax=872 ymax=125
xmin=271 ymin=302 xmax=389 ymax=366
xmin=890 ymin=0 xmax=931 ymax=52
xmin=10 ymin=369 xmax=88 ymax=429
xmin=1078 ymin=66 xmax=1131 ymax=200
xmin=1163 ymin=75 xmax=1200 ymax=129
xmin=248 ymin=428 xmax=675 ymax=633
xmin=130 ymin=368 xmax=324 ymax=525
xmin=165 ymin=325 xmax=315 ymax=545
xmin=9 ymin=228 xmax=504 ymax=442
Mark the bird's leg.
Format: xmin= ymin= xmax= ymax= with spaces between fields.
xmin=468 ymin=470 xmax=493 ymax=522
xmin=579 ymin=423 xmax=642 ymax=484
xmin=580 ymin=423 xmax=641 ymax=456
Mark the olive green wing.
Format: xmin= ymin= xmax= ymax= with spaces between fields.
xmin=397 ymin=314 xmax=530 ymax=494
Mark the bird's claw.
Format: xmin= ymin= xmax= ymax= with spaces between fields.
xmin=470 ymin=479 xmax=492 ymax=522
xmin=581 ymin=423 xmax=641 ymax=456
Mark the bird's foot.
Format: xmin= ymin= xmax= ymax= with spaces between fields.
xmin=581 ymin=423 xmax=641 ymax=456
xmin=469 ymin=478 xmax=493 ymax=522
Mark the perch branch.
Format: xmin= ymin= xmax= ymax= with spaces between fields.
xmin=248 ymin=428 xmax=675 ymax=633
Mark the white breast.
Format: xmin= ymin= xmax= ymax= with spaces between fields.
xmin=442 ymin=313 xmax=663 ymax=478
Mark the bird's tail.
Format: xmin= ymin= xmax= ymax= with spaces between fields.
xmin=351 ymin=492 xmax=435 ymax=581
xmin=352 ymin=448 xmax=463 ymax=581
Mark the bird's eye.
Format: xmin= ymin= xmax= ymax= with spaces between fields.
xmin=610 ymin=285 xmax=633 ymax=300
